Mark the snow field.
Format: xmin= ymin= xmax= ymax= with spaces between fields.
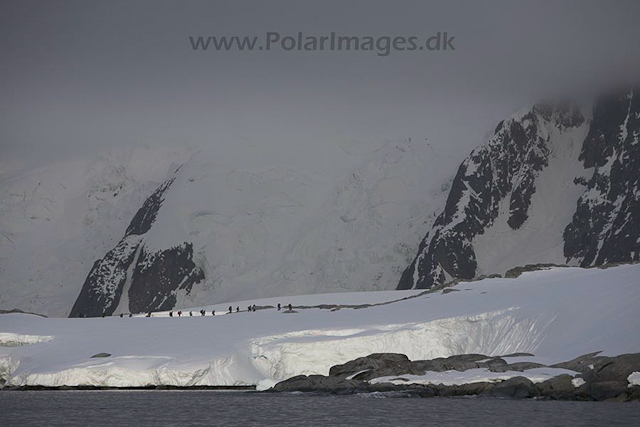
xmin=1 ymin=265 xmax=639 ymax=388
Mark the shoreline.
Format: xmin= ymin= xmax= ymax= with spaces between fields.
xmin=0 ymin=385 xmax=256 ymax=391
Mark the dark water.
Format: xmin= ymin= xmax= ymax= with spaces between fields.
xmin=1 ymin=390 xmax=639 ymax=427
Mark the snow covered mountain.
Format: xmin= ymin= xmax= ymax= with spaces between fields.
xmin=2 ymin=86 xmax=638 ymax=316
xmin=1 ymin=136 xmax=462 ymax=317
xmin=398 ymin=87 xmax=639 ymax=290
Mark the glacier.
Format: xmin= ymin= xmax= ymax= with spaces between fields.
xmin=1 ymin=264 xmax=638 ymax=388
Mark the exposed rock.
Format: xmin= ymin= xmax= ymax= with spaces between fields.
xmin=0 ymin=309 xmax=47 ymax=318
xmin=397 ymin=102 xmax=585 ymax=290
xmin=271 ymin=375 xmax=363 ymax=393
xmin=124 ymin=178 xmax=175 ymax=237
xmin=270 ymin=351 xmax=640 ymax=401
xmin=434 ymin=382 xmax=495 ymax=397
xmin=487 ymin=376 xmax=539 ymax=399
xmin=414 ymin=354 xmax=502 ymax=374
xmin=550 ymin=351 xmax=609 ymax=373
xmin=535 ymin=374 xmax=577 ymax=400
xmin=128 ymin=243 xmax=204 ymax=313
xmin=589 ymin=380 xmax=629 ymax=401
xmin=70 ymin=177 xmax=205 ymax=317
xmin=398 ymin=87 xmax=640 ymax=291
xmin=591 ymin=353 xmax=640 ymax=383
xmin=90 ymin=352 xmax=111 ymax=358
xmin=476 ymin=274 xmax=502 ymax=280
xmin=504 ymin=264 xmax=565 ymax=279
xmin=564 ymin=88 xmax=640 ymax=266
xmin=329 ymin=353 xmax=413 ymax=379
xmin=489 ymin=362 xmax=546 ymax=372
xmin=500 ymin=352 xmax=535 ymax=358
xmin=69 ymin=235 xmax=142 ymax=318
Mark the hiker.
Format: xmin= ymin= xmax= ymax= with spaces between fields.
xmin=201 ymin=310 xmax=205 ymax=316
xmin=228 ymin=306 xmax=232 ymax=314
xmin=252 ymin=304 xmax=256 ymax=312
xmin=178 ymin=311 xmax=182 ymax=317
xmin=212 ymin=310 xmax=215 ymax=316
xmin=189 ymin=311 xmax=193 ymax=317
xmin=236 ymin=306 xmax=239 ymax=313
xmin=277 ymin=303 xmax=281 ymax=311
xmin=288 ymin=303 xmax=292 ymax=311
xmin=169 ymin=311 xmax=173 ymax=317
xmin=119 ymin=313 xmax=123 ymax=318
xmin=129 ymin=313 xmax=132 ymax=318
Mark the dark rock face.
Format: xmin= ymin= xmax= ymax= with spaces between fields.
xmin=125 ymin=178 xmax=175 ymax=237
xmin=69 ymin=235 xmax=142 ymax=317
xmin=128 ymin=243 xmax=204 ymax=313
xmin=399 ymin=87 xmax=639 ymax=290
xmin=70 ymin=177 xmax=205 ymax=317
xmin=564 ymin=89 xmax=640 ymax=266
xmin=398 ymin=103 xmax=585 ymax=290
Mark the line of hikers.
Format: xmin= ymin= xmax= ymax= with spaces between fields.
xmin=100 ymin=302 xmax=295 ymax=318
xmin=164 ymin=302 xmax=294 ymax=317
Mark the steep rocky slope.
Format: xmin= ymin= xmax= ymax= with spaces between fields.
xmin=399 ymin=87 xmax=639 ymax=290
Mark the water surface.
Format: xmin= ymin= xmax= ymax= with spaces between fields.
xmin=1 ymin=390 xmax=639 ymax=426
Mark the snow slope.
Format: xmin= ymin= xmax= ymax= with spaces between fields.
xmin=1 ymin=264 xmax=638 ymax=387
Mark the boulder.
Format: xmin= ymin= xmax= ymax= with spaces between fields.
xmin=499 ymin=352 xmax=535 ymax=358
xmin=536 ymin=374 xmax=576 ymax=399
xmin=487 ymin=376 xmax=539 ymax=399
xmin=413 ymin=354 xmax=497 ymax=373
xmin=589 ymin=381 xmax=629 ymax=401
xmin=591 ymin=353 xmax=640 ymax=383
xmin=435 ymin=382 xmax=494 ymax=397
xmin=329 ymin=353 xmax=413 ymax=379
xmin=271 ymin=375 xmax=362 ymax=393
xmin=489 ymin=362 xmax=546 ymax=372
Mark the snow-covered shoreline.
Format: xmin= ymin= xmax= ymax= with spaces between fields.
xmin=1 ymin=265 xmax=639 ymax=389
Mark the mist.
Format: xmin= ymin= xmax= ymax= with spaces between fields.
xmin=1 ymin=0 xmax=639 ymax=170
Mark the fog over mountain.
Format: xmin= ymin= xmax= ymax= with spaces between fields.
xmin=1 ymin=1 xmax=639 ymax=317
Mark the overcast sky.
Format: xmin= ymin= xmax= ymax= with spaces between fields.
xmin=1 ymin=0 xmax=639 ymax=170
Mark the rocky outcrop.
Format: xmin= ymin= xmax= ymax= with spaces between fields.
xmin=488 ymin=376 xmax=539 ymax=399
xmin=270 ymin=352 xmax=640 ymax=401
xmin=70 ymin=177 xmax=205 ymax=317
xmin=128 ymin=243 xmax=204 ymax=313
xmin=398 ymin=87 xmax=640 ymax=290
xmin=69 ymin=235 xmax=142 ymax=317
xmin=559 ymin=352 xmax=640 ymax=401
